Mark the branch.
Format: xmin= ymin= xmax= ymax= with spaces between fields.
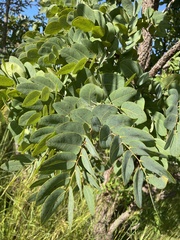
xmin=137 ymin=0 xmax=159 ymax=71
xmin=107 ymin=205 xmax=134 ymax=237
xmin=149 ymin=40 xmax=180 ymax=77
xmin=162 ymin=0 xmax=175 ymax=13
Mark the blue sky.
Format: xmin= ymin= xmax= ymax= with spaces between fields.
xmin=24 ymin=2 xmax=166 ymax=19
xmin=24 ymin=4 xmax=39 ymax=19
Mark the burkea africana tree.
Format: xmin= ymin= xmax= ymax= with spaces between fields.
xmin=0 ymin=0 xmax=180 ymax=239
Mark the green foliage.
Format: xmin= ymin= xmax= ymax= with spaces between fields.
xmin=0 ymin=0 xmax=179 ymax=230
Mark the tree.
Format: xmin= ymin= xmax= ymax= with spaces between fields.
xmin=0 ymin=0 xmax=179 ymax=239
xmin=0 ymin=0 xmax=45 ymax=61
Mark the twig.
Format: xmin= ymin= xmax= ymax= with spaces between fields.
xmin=149 ymin=40 xmax=180 ymax=77
xmin=162 ymin=0 xmax=176 ymax=13
xmin=107 ymin=204 xmax=134 ymax=237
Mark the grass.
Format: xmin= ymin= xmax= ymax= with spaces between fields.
xmin=0 ymin=167 xmax=179 ymax=240
xmin=0 ymin=168 xmax=94 ymax=240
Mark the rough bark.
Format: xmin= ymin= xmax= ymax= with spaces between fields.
xmin=2 ymin=0 xmax=11 ymax=54
xmin=138 ymin=0 xmax=159 ymax=71
xmin=93 ymin=168 xmax=134 ymax=240
xmin=93 ymin=168 xmax=115 ymax=240
xmin=149 ymin=40 xmax=180 ymax=77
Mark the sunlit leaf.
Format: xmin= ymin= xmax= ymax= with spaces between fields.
xmin=147 ymin=174 xmax=168 ymax=189
xmin=121 ymin=101 xmax=147 ymax=124
xmin=99 ymin=125 xmax=112 ymax=149
xmin=47 ymin=132 xmax=82 ymax=154
xmin=122 ymin=150 xmax=134 ymax=185
xmin=40 ymin=152 xmax=76 ymax=171
xmin=0 ymin=75 xmax=14 ymax=87
xmin=110 ymin=136 xmax=123 ymax=164
xmin=141 ymin=156 xmax=176 ymax=183
xmin=68 ymin=186 xmax=74 ymax=229
xmin=133 ymin=168 xmax=144 ymax=208
xmin=83 ymin=185 xmax=95 ymax=215
xmin=110 ymin=87 xmax=137 ymax=107
xmin=81 ymin=148 xmax=95 ymax=177
xmin=41 ymin=188 xmax=65 ymax=224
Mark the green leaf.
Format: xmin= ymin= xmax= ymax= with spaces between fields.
xmin=31 ymin=76 xmax=56 ymax=90
xmin=101 ymin=73 xmax=125 ymax=95
xmin=70 ymin=108 xmax=93 ymax=126
xmin=73 ymin=58 xmax=88 ymax=74
xmin=47 ymin=133 xmax=82 ymax=154
xmin=99 ymin=125 xmax=112 ymax=149
xmin=110 ymin=136 xmax=123 ymax=164
xmin=26 ymin=112 xmax=41 ymax=126
xmin=32 ymin=132 xmax=55 ymax=157
xmin=86 ymin=173 xmax=100 ymax=189
xmin=41 ymin=188 xmax=65 ymax=224
xmin=92 ymin=26 xmax=105 ymax=38
xmin=55 ymin=122 xmax=85 ymax=135
xmin=141 ymin=156 xmax=176 ymax=183
xmin=133 ymin=168 xmax=144 ymax=208
xmin=36 ymin=173 xmax=69 ymax=206
xmin=58 ymin=62 xmax=76 ymax=75
xmin=147 ymin=174 xmax=168 ymax=189
xmin=72 ymin=16 xmax=95 ymax=32
xmin=1 ymin=58 xmax=26 ymax=77
xmin=166 ymin=89 xmax=178 ymax=106
xmin=39 ymin=114 xmax=68 ymax=127
xmin=30 ymin=127 xmax=54 ymax=143
xmin=121 ymin=101 xmax=147 ymax=125
xmin=91 ymin=116 xmax=101 ymax=132
xmin=77 ymin=3 xmax=95 ymax=23
xmin=122 ymin=150 xmax=134 ymax=185
xmin=40 ymin=152 xmax=76 ymax=171
xmin=68 ymin=186 xmax=74 ymax=229
xmin=83 ymin=185 xmax=95 ymax=215
xmin=45 ymin=72 xmax=63 ymax=91
xmin=164 ymin=130 xmax=174 ymax=150
xmin=104 ymin=22 xmax=116 ymax=43
xmin=0 ymin=155 xmax=32 ymax=172
xmin=22 ymin=90 xmax=41 ymax=107
xmin=119 ymin=60 xmax=141 ymax=78
xmin=153 ymin=112 xmax=167 ymax=136
xmin=75 ymin=165 xmax=82 ymax=197
xmin=84 ymin=136 xmax=100 ymax=159
xmin=81 ymin=148 xmax=95 ymax=177
xmin=17 ymin=82 xmax=42 ymax=95
xmin=53 ymin=97 xmax=79 ymax=115
xmin=118 ymin=127 xmax=154 ymax=144
xmin=92 ymin=105 xmax=117 ymax=124
xmin=169 ymin=130 xmax=180 ymax=157
xmin=106 ymin=115 xmax=134 ymax=134
xmin=80 ymin=83 xmax=105 ymax=104
xmin=45 ymin=21 xmax=62 ymax=35
xmin=129 ymin=141 xmax=149 ymax=156
xmin=27 ymin=49 xmax=39 ymax=63
xmin=0 ymin=75 xmax=14 ymax=87
xmin=61 ymin=43 xmax=89 ymax=63
xmin=122 ymin=0 xmax=133 ymax=17
xmin=18 ymin=110 xmax=36 ymax=126
xmin=164 ymin=114 xmax=177 ymax=131
xmin=41 ymin=86 xmax=50 ymax=102
xmin=110 ymin=87 xmax=137 ymax=107
xmin=30 ymin=178 xmax=50 ymax=189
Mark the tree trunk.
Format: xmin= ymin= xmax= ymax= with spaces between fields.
xmin=93 ymin=168 xmax=133 ymax=240
xmin=137 ymin=0 xmax=159 ymax=71
xmin=2 ymin=0 xmax=11 ymax=54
